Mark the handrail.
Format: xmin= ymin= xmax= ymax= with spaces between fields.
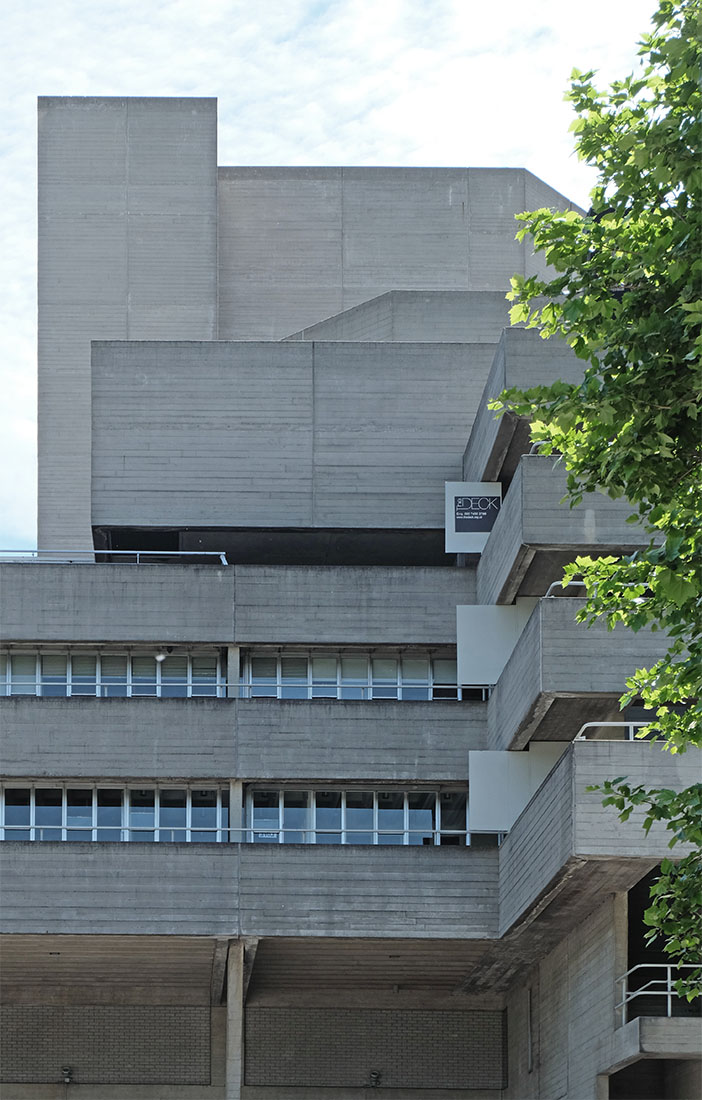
xmin=574 ymin=721 xmax=654 ymax=741
xmin=1 ymin=823 xmax=471 ymax=845
xmin=1 ymin=681 xmax=486 ymax=701
xmin=615 ymin=963 xmax=700 ymax=1025
xmin=544 ymin=579 xmax=586 ymax=597
xmin=0 ymin=550 xmax=228 ymax=565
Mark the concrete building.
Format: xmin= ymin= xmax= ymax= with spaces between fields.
xmin=0 ymin=96 xmax=699 ymax=1097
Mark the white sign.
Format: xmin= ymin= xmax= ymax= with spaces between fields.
xmin=445 ymin=481 xmax=502 ymax=553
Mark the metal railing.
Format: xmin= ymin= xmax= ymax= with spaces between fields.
xmin=0 ymin=549 xmax=228 ymax=565
xmin=1 ymin=824 xmax=470 ymax=846
xmin=574 ymin=721 xmax=656 ymax=741
xmin=616 ymin=964 xmax=701 ymax=1025
xmin=544 ymin=579 xmax=586 ymax=597
xmin=237 ymin=683 xmax=490 ymax=702
xmin=2 ymin=681 xmax=489 ymax=702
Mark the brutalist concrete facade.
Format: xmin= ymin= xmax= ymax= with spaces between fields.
xmin=0 ymin=96 xmax=699 ymax=1098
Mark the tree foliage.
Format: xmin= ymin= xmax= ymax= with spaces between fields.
xmin=492 ymin=0 xmax=702 ymax=990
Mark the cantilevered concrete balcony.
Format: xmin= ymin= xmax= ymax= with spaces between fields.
xmin=487 ymin=599 xmax=665 ymax=750
xmin=462 ymin=328 xmax=583 ymax=486
xmin=477 ymin=456 xmax=649 ymax=605
xmin=0 ymin=844 xmax=498 ymax=939
xmin=0 ymin=563 xmax=473 ymax=646
xmin=0 ymin=696 xmax=485 ymax=782
xmin=498 ymin=741 xmax=701 ymax=937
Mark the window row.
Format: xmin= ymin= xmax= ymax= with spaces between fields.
xmin=0 ymin=786 xmax=469 ymax=845
xmin=240 ymin=652 xmax=487 ymax=701
xmin=247 ymin=789 xmax=469 ymax=845
xmin=1 ymin=786 xmax=229 ymax=842
xmin=1 ymin=650 xmax=488 ymax=701
xmin=0 ymin=652 xmax=224 ymax=698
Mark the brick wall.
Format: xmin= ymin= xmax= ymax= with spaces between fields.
xmin=245 ymin=1007 xmax=506 ymax=1089
xmin=0 ymin=1006 xmax=210 ymax=1084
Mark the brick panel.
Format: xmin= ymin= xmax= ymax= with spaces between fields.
xmin=0 ymin=1005 xmax=210 ymax=1084
xmin=245 ymin=1007 xmax=506 ymax=1089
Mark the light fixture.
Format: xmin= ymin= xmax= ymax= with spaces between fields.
xmin=61 ymin=1066 xmax=73 ymax=1085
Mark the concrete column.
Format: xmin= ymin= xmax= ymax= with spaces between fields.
xmin=225 ymin=939 xmax=244 ymax=1099
xmin=226 ymin=645 xmax=240 ymax=699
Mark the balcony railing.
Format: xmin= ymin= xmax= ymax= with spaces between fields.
xmin=616 ymin=964 xmax=702 ymax=1025
xmin=1 ymin=825 xmax=471 ymax=846
xmin=0 ymin=549 xmax=228 ymax=565
xmin=575 ymin=721 xmax=657 ymax=741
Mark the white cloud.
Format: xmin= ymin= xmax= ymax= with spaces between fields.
xmin=0 ymin=0 xmax=659 ymax=546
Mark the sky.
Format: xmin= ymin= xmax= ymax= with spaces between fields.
xmin=1 ymin=0 xmax=659 ymax=548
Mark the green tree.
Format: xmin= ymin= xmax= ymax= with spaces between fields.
xmin=493 ymin=0 xmax=702 ymax=993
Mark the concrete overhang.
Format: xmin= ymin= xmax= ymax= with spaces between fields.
xmin=498 ymin=741 xmax=701 ymax=939
xmin=476 ymin=456 xmax=648 ymax=605
xmin=604 ymin=1016 xmax=702 ymax=1074
xmin=487 ymin=598 xmax=666 ymax=750
xmin=462 ymin=329 xmax=584 ymax=487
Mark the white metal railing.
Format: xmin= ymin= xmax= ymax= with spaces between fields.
xmin=574 ymin=721 xmax=656 ymax=741
xmin=616 ymin=964 xmax=701 ymax=1025
xmin=0 ymin=549 xmax=228 ymax=565
xmin=237 ymin=683 xmax=490 ymax=702
xmin=544 ymin=579 xmax=586 ymax=597
xmin=1 ymin=680 xmax=488 ymax=702
xmin=1 ymin=824 xmax=470 ymax=846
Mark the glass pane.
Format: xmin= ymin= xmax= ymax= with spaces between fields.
xmin=66 ymin=789 xmax=92 ymax=840
xmin=372 ymin=685 xmax=398 ymax=699
xmin=311 ymin=657 xmax=336 ymax=681
xmin=10 ymin=654 xmax=36 ymax=695
xmin=41 ymin=654 xmax=68 ymax=697
xmin=402 ymin=658 xmax=430 ymax=682
xmin=315 ymin=791 xmax=341 ymax=841
xmin=5 ymin=789 xmax=31 ymax=838
xmin=311 ymin=656 xmax=337 ymax=698
xmin=251 ymin=657 xmax=276 ymax=679
xmin=250 ymin=657 xmax=277 ymax=697
xmin=101 ymin=655 xmax=128 ymax=698
xmin=402 ymin=686 xmax=431 ymax=700
xmin=0 ymin=653 xmax=6 ymax=694
xmin=132 ymin=656 xmax=157 ymax=696
xmin=280 ymin=657 xmax=307 ymax=698
xmin=252 ymin=791 xmax=279 ymax=841
xmin=129 ymin=789 xmax=155 ymax=841
xmin=433 ymin=659 xmax=457 ymax=686
xmin=35 ymin=789 xmax=62 ymax=840
xmin=281 ymin=657 xmax=307 ymax=679
xmin=159 ymin=789 xmax=187 ymax=841
xmin=160 ymin=656 xmax=188 ymax=698
xmin=440 ymin=792 xmax=467 ymax=833
xmin=340 ymin=657 xmax=367 ymax=681
xmin=191 ymin=789 xmax=217 ymax=841
xmin=283 ymin=791 xmax=309 ymax=843
xmin=345 ymin=791 xmax=373 ymax=843
xmin=377 ymin=792 xmax=403 ymax=840
xmin=372 ymin=658 xmax=397 ymax=682
xmin=72 ymin=654 xmax=97 ymax=695
xmin=408 ymin=792 xmax=435 ymax=844
xmin=97 ymin=789 xmax=122 ymax=840
xmin=191 ymin=655 xmax=218 ymax=696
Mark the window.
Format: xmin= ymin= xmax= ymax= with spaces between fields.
xmin=246 ymin=788 xmax=469 ymax=845
xmin=0 ymin=785 xmax=230 ymax=842
xmin=239 ymin=650 xmax=488 ymax=701
xmin=0 ymin=651 xmax=225 ymax=699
